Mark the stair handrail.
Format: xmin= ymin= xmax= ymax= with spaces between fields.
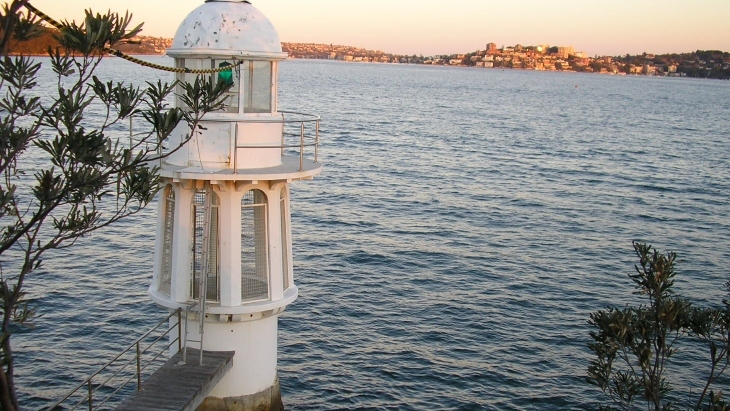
xmin=46 ymin=308 xmax=183 ymax=411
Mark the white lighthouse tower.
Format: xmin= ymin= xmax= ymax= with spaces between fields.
xmin=148 ymin=1 xmax=320 ymax=410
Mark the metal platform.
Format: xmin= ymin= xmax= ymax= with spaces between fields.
xmin=115 ymin=349 xmax=234 ymax=411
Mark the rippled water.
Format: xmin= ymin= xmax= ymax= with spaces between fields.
xmin=14 ymin=57 xmax=730 ymax=410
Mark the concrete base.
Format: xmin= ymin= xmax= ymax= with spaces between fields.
xmin=196 ymin=378 xmax=283 ymax=411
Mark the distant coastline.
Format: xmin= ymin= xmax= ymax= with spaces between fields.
xmin=5 ymin=26 xmax=172 ymax=56
xmin=8 ymin=29 xmax=729 ymax=80
xmin=282 ymin=43 xmax=730 ymax=80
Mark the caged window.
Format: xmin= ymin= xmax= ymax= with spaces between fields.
xmin=160 ymin=185 xmax=175 ymax=296
xmin=241 ymin=190 xmax=269 ymax=302
xmin=191 ymin=189 xmax=221 ymax=302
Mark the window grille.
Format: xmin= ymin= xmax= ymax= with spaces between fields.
xmin=191 ymin=190 xmax=220 ymax=302
xmin=280 ymin=191 xmax=290 ymax=292
xmin=241 ymin=190 xmax=269 ymax=302
xmin=160 ymin=186 xmax=175 ymax=296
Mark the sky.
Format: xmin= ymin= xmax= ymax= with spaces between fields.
xmin=24 ymin=0 xmax=730 ymax=57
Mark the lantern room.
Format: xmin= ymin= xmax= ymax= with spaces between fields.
xmin=163 ymin=0 xmax=296 ymax=171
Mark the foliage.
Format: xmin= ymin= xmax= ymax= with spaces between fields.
xmin=0 ymin=1 xmax=43 ymax=54
xmin=587 ymin=242 xmax=730 ymax=411
xmin=0 ymin=3 xmax=230 ymax=410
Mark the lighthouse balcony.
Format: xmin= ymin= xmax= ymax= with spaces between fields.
xmin=156 ymin=110 xmax=321 ymax=181
xmin=149 ymin=285 xmax=298 ymax=318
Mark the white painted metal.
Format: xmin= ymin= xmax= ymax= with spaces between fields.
xmin=184 ymin=316 xmax=279 ymax=397
xmin=168 ymin=1 xmax=287 ymax=60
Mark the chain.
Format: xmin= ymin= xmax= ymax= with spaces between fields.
xmin=24 ymin=2 xmax=243 ymax=74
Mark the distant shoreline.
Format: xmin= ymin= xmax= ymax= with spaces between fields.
xmin=282 ymin=57 xmax=730 ymax=81
xmin=13 ymin=53 xmax=727 ymax=81
xmin=9 ymin=35 xmax=729 ymax=80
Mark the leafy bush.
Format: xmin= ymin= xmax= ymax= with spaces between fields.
xmin=588 ymin=242 xmax=730 ymax=411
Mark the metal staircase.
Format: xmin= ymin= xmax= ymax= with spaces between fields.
xmin=47 ymin=185 xmax=226 ymax=410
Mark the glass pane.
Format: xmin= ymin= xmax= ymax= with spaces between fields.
xmin=176 ymin=59 xmax=207 ymax=110
xmin=215 ymin=60 xmax=239 ymax=113
xmin=244 ymin=61 xmax=272 ymax=113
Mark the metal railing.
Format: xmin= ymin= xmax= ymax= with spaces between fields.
xmin=233 ymin=110 xmax=321 ymax=173
xmin=127 ymin=110 xmax=321 ymax=172
xmin=126 ymin=115 xmax=165 ymax=157
xmin=46 ymin=309 xmax=183 ymax=411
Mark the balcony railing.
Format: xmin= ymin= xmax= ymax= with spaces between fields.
xmin=232 ymin=110 xmax=320 ymax=173
xmin=127 ymin=110 xmax=321 ymax=173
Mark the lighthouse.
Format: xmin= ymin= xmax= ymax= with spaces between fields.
xmin=148 ymin=1 xmax=321 ymax=410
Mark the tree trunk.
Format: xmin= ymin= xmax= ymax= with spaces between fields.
xmin=0 ymin=364 xmax=17 ymax=411
xmin=0 ymin=310 xmax=18 ymax=411
xmin=1 ymin=280 xmax=21 ymax=411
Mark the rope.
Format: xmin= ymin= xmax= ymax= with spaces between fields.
xmin=24 ymin=2 xmax=243 ymax=74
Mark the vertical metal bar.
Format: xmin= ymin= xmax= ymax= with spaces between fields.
xmin=88 ymin=380 xmax=93 ymax=411
xmin=136 ymin=342 xmax=142 ymax=391
xmin=233 ymin=123 xmax=238 ymax=174
xmin=198 ymin=183 xmax=213 ymax=366
xmin=247 ymin=61 xmax=254 ymax=110
xmin=183 ymin=305 xmax=189 ymax=364
xmin=199 ymin=335 xmax=204 ymax=366
xmin=281 ymin=113 xmax=285 ymax=157
xmin=177 ymin=309 xmax=182 ymax=352
xmin=299 ymin=123 xmax=305 ymax=171
xmin=315 ymin=120 xmax=320 ymax=163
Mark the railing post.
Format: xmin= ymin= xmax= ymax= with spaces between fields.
xmin=233 ymin=124 xmax=239 ymax=174
xmin=281 ymin=113 xmax=286 ymax=157
xmin=299 ymin=122 xmax=305 ymax=171
xmin=315 ymin=120 xmax=320 ymax=163
xmin=177 ymin=309 xmax=182 ymax=353
xmin=88 ymin=379 xmax=93 ymax=411
xmin=136 ymin=342 xmax=142 ymax=391
xmin=183 ymin=305 xmax=189 ymax=364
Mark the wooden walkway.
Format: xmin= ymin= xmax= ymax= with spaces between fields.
xmin=115 ymin=349 xmax=234 ymax=411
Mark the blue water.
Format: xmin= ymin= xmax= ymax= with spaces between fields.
xmin=14 ymin=57 xmax=730 ymax=410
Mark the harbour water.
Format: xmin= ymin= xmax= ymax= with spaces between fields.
xmin=15 ymin=57 xmax=730 ymax=410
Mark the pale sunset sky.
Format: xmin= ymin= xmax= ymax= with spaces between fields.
xmin=25 ymin=0 xmax=730 ymax=57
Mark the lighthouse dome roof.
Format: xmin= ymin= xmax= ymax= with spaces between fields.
xmin=168 ymin=0 xmax=286 ymax=59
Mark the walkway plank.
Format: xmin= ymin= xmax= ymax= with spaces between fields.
xmin=115 ymin=349 xmax=234 ymax=411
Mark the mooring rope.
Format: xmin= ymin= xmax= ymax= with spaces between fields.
xmin=24 ymin=2 xmax=242 ymax=74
